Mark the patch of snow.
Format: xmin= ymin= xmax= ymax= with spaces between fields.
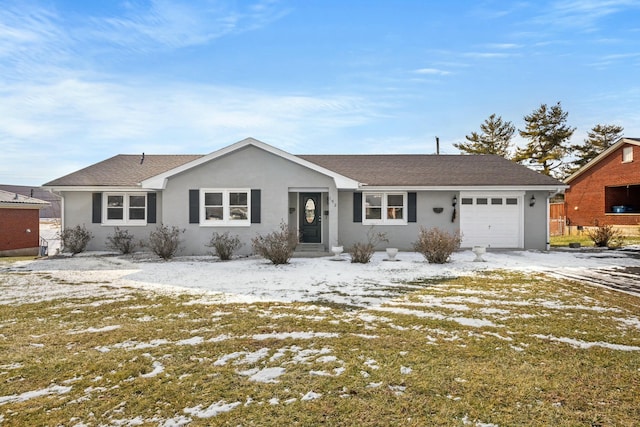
xmin=176 ymin=336 xmax=204 ymax=346
xmin=237 ymin=367 xmax=286 ymax=383
xmin=532 ymin=334 xmax=640 ymax=351
xmin=0 ymin=384 xmax=72 ymax=405
xmin=301 ymin=391 xmax=322 ymax=401
xmin=140 ymin=361 xmax=165 ymax=378
xmin=184 ymin=400 xmax=241 ymax=418
xmin=68 ymin=325 xmax=121 ymax=334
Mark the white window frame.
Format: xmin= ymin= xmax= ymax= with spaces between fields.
xmin=200 ymin=188 xmax=250 ymax=226
xmin=103 ymin=193 xmax=147 ymax=226
xmin=622 ymin=146 xmax=633 ymax=163
xmin=363 ymin=192 xmax=407 ymax=225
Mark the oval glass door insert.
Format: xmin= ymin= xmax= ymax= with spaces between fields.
xmin=305 ymin=198 xmax=316 ymax=224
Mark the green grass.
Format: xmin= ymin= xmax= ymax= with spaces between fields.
xmin=1 ymin=270 xmax=640 ymax=426
xmin=550 ymin=234 xmax=640 ymax=247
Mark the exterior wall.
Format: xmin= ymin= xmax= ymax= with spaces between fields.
xmin=0 ymin=208 xmax=41 ymax=256
xmin=60 ymin=191 xmax=161 ymax=252
xmin=523 ymin=190 xmax=551 ymax=251
xmin=566 ymin=143 xmax=640 ymax=227
xmin=337 ymin=190 xmax=459 ymax=251
xmin=162 ymin=145 xmax=336 ymax=255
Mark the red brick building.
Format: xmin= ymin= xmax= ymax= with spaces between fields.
xmin=565 ymin=138 xmax=640 ymax=232
xmin=0 ymin=189 xmax=49 ymax=256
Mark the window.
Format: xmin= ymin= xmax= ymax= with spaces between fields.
xmin=363 ymin=192 xmax=406 ymax=224
xmin=201 ymin=189 xmax=250 ymax=226
xmin=461 ymin=198 xmax=473 ymax=205
xmin=476 ymin=198 xmax=488 ymax=205
xmin=491 ymin=198 xmax=503 ymax=205
xmin=623 ymin=146 xmax=633 ymax=163
xmin=103 ymin=193 xmax=147 ymax=225
xmin=506 ymin=198 xmax=518 ymax=205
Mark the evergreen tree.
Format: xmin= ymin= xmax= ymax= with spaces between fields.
xmin=454 ymin=114 xmax=515 ymax=157
xmin=514 ymin=102 xmax=575 ymax=177
xmin=564 ymin=124 xmax=624 ymax=175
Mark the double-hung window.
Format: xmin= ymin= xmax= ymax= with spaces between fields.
xmin=104 ymin=193 xmax=147 ymax=225
xmin=363 ymin=192 xmax=407 ymax=224
xmin=201 ymin=189 xmax=250 ymax=226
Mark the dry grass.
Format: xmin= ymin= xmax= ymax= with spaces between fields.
xmin=550 ymin=234 xmax=640 ymax=247
xmin=1 ymin=270 xmax=640 ymax=426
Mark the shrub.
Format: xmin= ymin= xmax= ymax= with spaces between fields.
xmin=146 ymin=224 xmax=184 ymax=260
xmin=349 ymin=228 xmax=388 ymax=264
xmin=106 ymin=227 xmax=137 ymax=254
xmin=587 ymin=224 xmax=624 ymax=248
xmin=60 ymin=225 xmax=93 ymax=255
xmin=207 ymin=232 xmax=242 ymax=261
xmin=413 ymin=226 xmax=461 ymax=264
xmin=251 ymin=223 xmax=298 ymax=265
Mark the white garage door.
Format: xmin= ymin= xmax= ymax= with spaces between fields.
xmin=460 ymin=193 xmax=523 ymax=248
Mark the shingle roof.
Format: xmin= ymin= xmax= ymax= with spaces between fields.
xmin=298 ymin=154 xmax=564 ymax=187
xmin=0 ymin=189 xmax=49 ymax=207
xmin=0 ymin=185 xmax=60 ymax=217
xmin=43 ymin=154 xmax=203 ymax=187
xmin=42 ymin=149 xmax=564 ymax=188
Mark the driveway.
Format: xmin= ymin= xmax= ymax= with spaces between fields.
xmin=551 ymin=248 xmax=640 ymax=296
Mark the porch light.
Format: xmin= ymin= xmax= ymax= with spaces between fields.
xmin=529 ymin=195 xmax=536 ymax=207
xmin=452 ymin=195 xmax=457 ymax=207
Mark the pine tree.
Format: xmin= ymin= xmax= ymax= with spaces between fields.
xmin=514 ymin=102 xmax=575 ymax=177
xmin=565 ymin=124 xmax=623 ymax=176
xmin=454 ymin=114 xmax=515 ymax=157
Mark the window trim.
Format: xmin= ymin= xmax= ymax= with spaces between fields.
xmin=200 ymin=188 xmax=251 ymax=226
xmin=102 ymin=192 xmax=147 ymax=226
xmin=362 ymin=192 xmax=407 ymax=225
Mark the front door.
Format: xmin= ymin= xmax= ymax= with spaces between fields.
xmin=300 ymin=193 xmax=321 ymax=243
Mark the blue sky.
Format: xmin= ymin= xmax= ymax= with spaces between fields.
xmin=1 ymin=0 xmax=639 ymax=185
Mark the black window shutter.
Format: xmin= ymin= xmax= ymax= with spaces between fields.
xmin=189 ymin=189 xmax=199 ymax=224
xmin=353 ymin=192 xmax=362 ymax=223
xmin=408 ymin=192 xmax=417 ymax=223
xmin=92 ymin=193 xmax=102 ymax=224
xmin=251 ymin=189 xmax=261 ymax=224
xmin=147 ymin=192 xmax=157 ymax=223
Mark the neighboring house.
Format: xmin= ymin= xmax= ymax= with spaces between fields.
xmin=0 ymin=185 xmax=61 ymax=219
xmin=43 ymin=138 xmax=566 ymax=255
xmin=565 ymin=137 xmax=640 ymax=233
xmin=0 ymin=189 xmax=49 ymax=256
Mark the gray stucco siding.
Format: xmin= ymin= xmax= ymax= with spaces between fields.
xmin=161 ymin=145 xmax=336 ymax=255
xmin=523 ymin=190 xmax=550 ymax=251
xmin=337 ymin=190 xmax=459 ymax=251
xmin=60 ymin=191 xmax=160 ymax=252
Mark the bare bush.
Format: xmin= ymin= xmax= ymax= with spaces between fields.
xmin=146 ymin=224 xmax=184 ymax=260
xmin=207 ymin=232 xmax=242 ymax=261
xmin=106 ymin=227 xmax=137 ymax=254
xmin=349 ymin=228 xmax=388 ymax=264
xmin=587 ymin=224 xmax=623 ymax=248
xmin=251 ymin=223 xmax=298 ymax=265
xmin=60 ymin=225 xmax=93 ymax=255
xmin=413 ymin=226 xmax=461 ymax=264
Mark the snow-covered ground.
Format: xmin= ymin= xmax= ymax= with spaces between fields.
xmin=4 ymin=244 xmax=639 ymax=307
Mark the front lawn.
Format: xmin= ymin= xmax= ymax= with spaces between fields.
xmin=1 ymin=267 xmax=639 ymax=426
xmin=550 ymin=234 xmax=640 ymax=247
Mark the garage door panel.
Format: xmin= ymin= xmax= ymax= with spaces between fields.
xmin=460 ymin=194 xmax=523 ymax=248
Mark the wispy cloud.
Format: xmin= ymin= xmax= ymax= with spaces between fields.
xmin=413 ymin=68 xmax=451 ymax=76
xmin=87 ymin=0 xmax=290 ymax=51
xmin=533 ymin=0 xmax=640 ymax=31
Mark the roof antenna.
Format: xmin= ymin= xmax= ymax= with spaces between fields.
xmin=436 ymin=137 xmax=440 ymax=155
xmin=140 ymin=152 xmax=145 ymax=165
